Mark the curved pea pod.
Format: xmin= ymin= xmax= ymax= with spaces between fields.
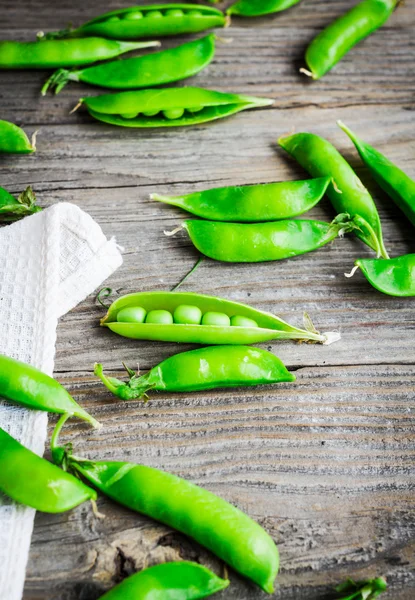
xmin=0 ymin=119 xmax=35 ymax=154
xmin=352 ymin=254 xmax=415 ymax=297
xmin=81 ymin=87 xmax=273 ymax=128
xmin=42 ymin=35 xmax=215 ymax=95
xmin=101 ymin=291 xmax=339 ymax=344
xmin=98 ymin=562 xmax=228 ymax=599
xmin=45 ymin=5 xmax=227 ymax=40
xmin=0 ymin=38 xmax=158 ymax=69
xmin=182 ymin=214 xmax=358 ymax=263
xmin=301 ymin=0 xmax=398 ymax=80
xmin=0 ymin=354 xmax=100 ymax=427
xmin=338 ymin=121 xmax=415 ymax=227
xmin=278 ymin=132 xmax=389 ymax=258
xmin=95 ymin=346 xmax=295 ymax=400
xmin=228 ymin=0 xmax=302 ymax=17
xmin=67 ymin=456 xmax=279 ymax=593
xmin=0 ymin=428 xmax=96 ymax=513
xmin=151 ymin=176 xmax=331 ymax=222
xmin=0 ymin=186 xmax=41 ymax=222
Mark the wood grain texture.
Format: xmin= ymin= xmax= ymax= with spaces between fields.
xmin=0 ymin=0 xmax=413 ymax=598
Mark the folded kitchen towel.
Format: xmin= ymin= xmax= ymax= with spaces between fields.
xmin=0 ymin=202 xmax=122 ymax=600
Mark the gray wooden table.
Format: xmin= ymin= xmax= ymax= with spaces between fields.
xmin=1 ymin=1 xmax=414 ymax=598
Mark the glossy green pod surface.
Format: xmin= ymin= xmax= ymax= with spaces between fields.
xmin=100 ymin=291 xmax=334 ymax=344
xmin=338 ymin=121 xmax=415 ymax=227
xmin=303 ymin=0 xmax=398 ymax=79
xmin=82 ymin=87 xmax=273 ymax=127
xmin=0 ymin=119 xmax=35 ymax=154
xmin=47 ymin=5 xmax=226 ymax=39
xmin=151 ymin=176 xmax=331 ymax=221
xmin=0 ymin=38 xmax=156 ymax=69
xmin=278 ymin=132 xmax=388 ymax=258
xmin=69 ymin=457 xmax=279 ymax=593
xmin=228 ymin=0 xmax=301 ymax=17
xmin=98 ymin=562 xmax=229 ymax=599
xmin=0 ymin=428 xmax=96 ymax=513
xmin=0 ymin=186 xmax=41 ymax=222
xmin=355 ymin=254 xmax=415 ymax=296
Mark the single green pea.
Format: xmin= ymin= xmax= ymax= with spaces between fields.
xmin=124 ymin=11 xmax=143 ymax=20
xmin=165 ymin=9 xmax=185 ymax=17
xmin=202 ymin=312 xmax=231 ymax=327
xmin=142 ymin=109 xmax=160 ymax=117
xmin=120 ymin=112 xmax=139 ymax=119
xmin=146 ymin=309 xmax=173 ymax=324
xmin=163 ymin=108 xmax=185 ymax=120
xmin=173 ymin=304 xmax=202 ymax=325
xmin=107 ymin=16 xmax=120 ymax=22
xmin=188 ymin=10 xmax=203 ymax=17
xmin=231 ymin=315 xmax=258 ymax=328
xmin=146 ymin=10 xmax=163 ymax=19
xmin=116 ymin=306 xmax=147 ymax=323
xmin=188 ymin=106 xmax=204 ymax=113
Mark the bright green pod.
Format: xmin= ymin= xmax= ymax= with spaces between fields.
xmin=45 ymin=5 xmax=226 ymax=40
xmin=0 ymin=38 xmax=158 ymax=69
xmin=100 ymin=290 xmax=339 ymax=345
xmin=80 ymin=87 xmax=273 ymax=128
xmin=228 ymin=0 xmax=302 ymax=17
xmin=151 ymin=176 xmax=331 ymax=221
xmin=0 ymin=428 xmax=96 ymax=513
xmin=98 ymin=562 xmax=229 ymax=600
xmin=182 ymin=215 xmax=357 ymax=263
xmin=278 ymin=132 xmax=389 ymax=258
xmin=353 ymin=254 xmax=415 ymax=297
xmin=0 ymin=186 xmax=41 ymax=222
xmin=0 ymin=119 xmax=35 ymax=154
xmin=95 ymin=346 xmax=295 ymax=400
xmin=42 ymin=35 xmax=216 ymax=94
xmin=302 ymin=0 xmax=399 ymax=80
xmin=338 ymin=121 xmax=415 ymax=228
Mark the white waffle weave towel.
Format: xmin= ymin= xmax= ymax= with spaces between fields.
xmin=0 ymin=202 xmax=122 ymax=600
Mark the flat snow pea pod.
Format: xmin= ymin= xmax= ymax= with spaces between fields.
xmin=97 ymin=562 xmax=229 ymax=600
xmin=0 ymin=185 xmax=41 ymax=222
xmin=0 ymin=354 xmax=100 ymax=427
xmin=182 ymin=214 xmax=357 ymax=263
xmin=44 ymin=5 xmax=227 ymax=40
xmin=62 ymin=453 xmax=279 ymax=593
xmin=228 ymin=0 xmax=302 ymax=17
xmin=0 ymin=38 xmax=158 ymax=69
xmin=100 ymin=291 xmax=340 ymax=344
xmin=338 ymin=121 xmax=415 ymax=227
xmin=0 ymin=427 xmax=96 ymax=513
xmin=80 ymin=87 xmax=273 ymax=128
xmin=351 ymin=254 xmax=415 ymax=297
xmin=0 ymin=119 xmax=35 ymax=154
xmin=301 ymin=0 xmax=398 ymax=80
xmin=151 ymin=176 xmax=331 ymax=221
xmin=42 ymin=35 xmax=216 ymax=95
xmin=95 ymin=346 xmax=295 ymax=400
xmin=278 ymin=132 xmax=389 ymax=258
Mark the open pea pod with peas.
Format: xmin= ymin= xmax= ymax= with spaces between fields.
xmin=43 ymin=4 xmax=227 ymax=40
xmin=100 ymin=290 xmax=340 ymax=344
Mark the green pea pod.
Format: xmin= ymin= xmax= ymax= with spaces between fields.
xmin=44 ymin=5 xmax=226 ymax=40
xmin=278 ymin=132 xmax=389 ymax=258
xmin=301 ymin=0 xmax=398 ymax=80
xmin=95 ymin=346 xmax=295 ymax=400
xmin=335 ymin=576 xmax=387 ymax=600
xmin=42 ymin=35 xmax=216 ymax=95
xmin=0 ymin=354 xmax=100 ymax=427
xmin=351 ymin=254 xmax=415 ymax=297
xmin=98 ymin=562 xmax=228 ymax=599
xmin=0 ymin=119 xmax=35 ymax=154
xmin=338 ymin=121 xmax=415 ymax=228
xmin=61 ymin=451 xmax=279 ymax=593
xmin=0 ymin=427 xmax=96 ymax=513
xmin=182 ymin=214 xmax=358 ymax=263
xmin=100 ymin=291 xmax=340 ymax=345
xmin=228 ymin=0 xmax=302 ymax=17
xmin=151 ymin=176 xmax=331 ymax=221
xmin=80 ymin=87 xmax=273 ymax=128
xmin=0 ymin=186 xmax=41 ymax=222
xmin=0 ymin=38 xmax=159 ymax=69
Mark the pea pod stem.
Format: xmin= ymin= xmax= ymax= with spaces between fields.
xmin=0 ymin=185 xmax=42 ymax=222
